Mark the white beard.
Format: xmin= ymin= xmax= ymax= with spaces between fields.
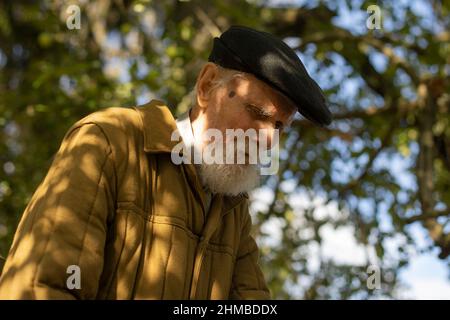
xmin=191 ymin=129 xmax=262 ymax=196
xmin=195 ymin=162 xmax=260 ymax=196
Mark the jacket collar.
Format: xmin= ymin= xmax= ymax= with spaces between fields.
xmin=134 ymin=99 xmax=248 ymax=213
xmin=133 ymin=99 xmax=179 ymax=153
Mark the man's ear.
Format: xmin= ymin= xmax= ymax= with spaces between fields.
xmin=196 ymin=62 xmax=220 ymax=108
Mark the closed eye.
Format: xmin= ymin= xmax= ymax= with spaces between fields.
xmin=245 ymin=103 xmax=272 ymax=120
xmin=245 ymin=103 xmax=285 ymax=130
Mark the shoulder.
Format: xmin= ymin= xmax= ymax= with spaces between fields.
xmin=64 ymin=106 xmax=147 ymax=171
xmin=71 ymin=106 xmax=142 ymax=140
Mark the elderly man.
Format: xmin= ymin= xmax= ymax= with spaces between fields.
xmin=0 ymin=26 xmax=331 ymax=299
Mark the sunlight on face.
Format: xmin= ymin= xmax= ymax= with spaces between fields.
xmin=191 ymin=64 xmax=298 ymax=195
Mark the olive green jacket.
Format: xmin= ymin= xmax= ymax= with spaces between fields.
xmin=0 ymin=100 xmax=270 ymax=299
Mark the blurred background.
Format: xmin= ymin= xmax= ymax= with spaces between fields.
xmin=0 ymin=0 xmax=449 ymax=299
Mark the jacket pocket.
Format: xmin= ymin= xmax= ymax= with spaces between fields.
xmin=133 ymin=214 xmax=198 ymax=299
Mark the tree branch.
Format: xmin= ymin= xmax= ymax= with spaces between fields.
xmin=404 ymin=210 xmax=449 ymax=224
xmin=336 ymin=115 xmax=398 ymax=196
xmin=416 ymin=82 xmax=450 ymax=259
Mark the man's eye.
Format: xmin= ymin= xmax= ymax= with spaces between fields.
xmin=257 ymin=112 xmax=271 ymax=120
xmin=245 ymin=104 xmax=270 ymax=119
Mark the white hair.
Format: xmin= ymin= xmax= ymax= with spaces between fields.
xmin=196 ymin=162 xmax=260 ymax=196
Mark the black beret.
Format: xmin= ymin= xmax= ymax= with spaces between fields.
xmin=208 ymin=25 xmax=332 ymax=126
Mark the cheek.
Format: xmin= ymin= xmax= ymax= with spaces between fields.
xmin=228 ymin=105 xmax=256 ymax=129
xmin=215 ymin=103 xmax=247 ymax=130
xmin=228 ymin=113 xmax=254 ymax=132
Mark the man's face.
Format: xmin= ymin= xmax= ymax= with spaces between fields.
xmin=192 ymin=64 xmax=297 ymax=196
xmin=202 ymin=70 xmax=297 ymax=156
